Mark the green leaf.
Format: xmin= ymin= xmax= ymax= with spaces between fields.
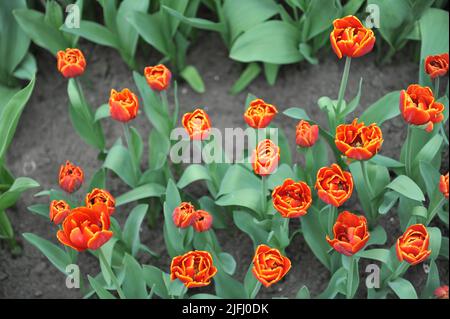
xmin=61 ymin=20 xmax=118 ymax=48
xmin=218 ymin=165 xmax=260 ymax=196
xmin=223 ymin=0 xmax=279 ymax=42
xmin=103 ymin=143 xmax=137 ymax=187
xmin=122 ymin=254 xmax=148 ymax=299
xmin=180 ymin=65 xmax=205 ymax=93
xmin=412 ymin=134 xmax=443 ymax=169
xmin=388 ymin=277 xmax=418 ymax=299
xmin=317 ymin=267 xmax=347 ymax=298
xmin=298 ymin=43 xmax=318 ymax=64
xmin=94 ymin=104 xmax=110 ymax=122
xmin=282 ymin=107 xmax=311 ymax=121
xmin=123 ymin=204 xmax=148 ymax=256
xmin=115 ymin=183 xmax=165 ymax=206
xmin=0 ymin=76 xmax=35 ymax=159
xmin=386 ymin=175 xmax=425 ymax=202
xmin=233 ymin=210 xmax=269 ymax=246
xmin=421 ymin=260 xmax=440 ymax=298
xmin=87 ymin=167 xmax=106 ymax=191
xmin=357 ymin=248 xmax=391 ymax=265
xmin=359 ymin=91 xmax=401 ymax=125
xmin=378 ymin=191 xmax=399 ymax=215
xmin=0 ymin=177 xmax=39 ymax=211
xmin=367 ymin=225 xmax=387 ymax=246
xmin=230 ymin=21 xmax=302 ymax=64
xmin=217 ymin=252 xmax=236 ymax=276
xmin=142 ymin=265 xmax=170 ymax=299
xmin=13 ymin=52 xmax=37 ymax=81
xmin=216 ymin=188 xmax=263 ymax=213
xmin=0 ymin=0 xmax=30 ymax=77
xmin=177 ymin=164 xmax=211 ymax=189
xmin=87 ymin=275 xmax=116 ymax=299
xmin=263 ymin=63 xmax=280 ymax=86
xmin=427 ymin=227 xmax=442 ymax=260
xmin=13 ymin=8 xmax=69 ymax=54
xmin=296 ymin=286 xmax=311 ymax=299
xmin=230 ymin=63 xmax=261 ymax=95
xmin=148 ymin=129 xmax=171 ymax=171
xmin=161 ymin=5 xmax=224 ymax=32
xmin=27 ymin=203 xmax=50 ymax=219
xmin=370 ymin=154 xmax=404 ymax=168
xmin=23 ymin=233 xmax=71 ymax=274
xmin=214 ymin=271 xmax=247 ymax=299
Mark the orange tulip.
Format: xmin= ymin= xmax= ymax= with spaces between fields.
xmin=109 ymin=88 xmax=139 ymax=123
xmin=425 ymin=53 xmax=449 ymax=79
xmin=434 ymin=285 xmax=449 ymax=299
xmin=330 ymin=15 xmax=375 ymax=59
xmin=85 ymin=188 xmax=115 ymax=216
xmin=400 ymin=84 xmax=444 ymax=132
xmin=243 ymin=98 xmax=278 ymax=129
xmin=57 ymin=48 xmax=86 ymax=78
xmin=144 ymin=64 xmax=172 ymax=91
xmin=59 ymin=161 xmax=84 ymax=193
xmin=326 ymin=211 xmax=370 ymax=256
xmin=272 ymin=179 xmax=312 ymax=218
xmin=49 ymin=200 xmax=70 ymax=225
xmin=252 ymin=244 xmax=291 ymax=288
xmin=439 ymin=173 xmax=449 ymax=199
xmin=396 ymin=224 xmax=431 ymax=266
xmin=56 ymin=203 xmax=113 ymax=252
xmin=182 ymin=109 xmax=212 ymax=140
xmin=295 ymin=120 xmax=319 ymax=148
xmin=193 ymin=210 xmax=213 ymax=232
xmin=170 ymin=250 xmax=218 ymax=288
xmin=172 ymin=202 xmax=196 ymax=228
xmin=316 ymin=164 xmax=353 ymax=207
xmin=251 ymin=139 xmax=280 ymax=176
xmin=335 ymin=118 xmax=383 ymax=160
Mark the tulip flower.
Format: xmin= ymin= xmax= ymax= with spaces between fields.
xmin=57 ymin=48 xmax=86 ymax=78
xmin=59 ymin=161 xmax=84 ymax=193
xmin=170 ymin=250 xmax=218 ymax=288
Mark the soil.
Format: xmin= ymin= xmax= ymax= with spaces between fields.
xmin=0 ymin=32 xmax=448 ymax=299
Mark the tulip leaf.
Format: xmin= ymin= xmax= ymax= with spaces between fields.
xmin=386 ymin=175 xmax=425 ymax=202
xmin=142 ymin=265 xmax=170 ymax=299
xmin=427 ymin=227 xmax=442 ymax=261
xmin=116 ymin=183 xmax=165 ymax=207
xmin=94 ymin=104 xmax=110 ymax=122
xmin=388 ymin=277 xmax=418 ymax=299
xmin=378 ymin=191 xmax=399 ymax=215
xmin=218 ymin=164 xmax=260 ymax=196
xmin=263 ymin=63 xmax=280 ymax=86
xmin=190 ymin=294 xmax=222 ymax=299
xmin=122 ymin=254 xmax=148 ymax=299
xmin=103 ymin=143 xmax=138 ymax=187
xmin=370 ymin=154 xmax=404 ymax=168
xmin=23 ymin=233 xmax=72 ymax=274
xmin=214 ymin=271 xmax=247 ymax=299
xmin=367 ymin=225 xmax=387 ymax=246
xmin=61 ymin=20 xmax=118 ymax=49
xmin=244 ymin=264 xmax=261 ymax=299
xmin=123 ymin=204 xmax=148 ymax=256
xmin=148 ymin=129 xmax=171 ymax=171
xmin=216 ymin=188 xmax=263 ymax=214
xmin=317 ymin=267 xmax=347 ymax=298
xmin=296 ymin=286 xmax=311 ymax=299
xmin=87 ymin=167 xmax=106 ymax=192
xmin=230 ymin=21 xmax=302 ymax=64
xmin=27 ymin=203 xmax=50 ymax=219
xmin=180 ymin=65 xmax=205 ymax=93
xmin=283 ymin=107 xmax=312 ymax=121
xmin=87 ymin=275 xmax=116 ymax=299
xmin=229 ymin=63 xmax=262 ymax=95
xmin=161 ymin=5 xmax=224 ymax=32
xmin=0 ymin=177 xmax=39 ymax=211
xmin=357 ymin=248 xmax=391 ymax=266
xmin=0 ymin=76 xmax=35 ymax=160
xmin=177 ymin=164 xmax=212 ymax=189
xmin=421 ymin=260 xmax=440 ymax=299
xmin=359 ymin=91 xmax=401 ymax=125
xmin=233 ymin=210 xmax=269 ymax=247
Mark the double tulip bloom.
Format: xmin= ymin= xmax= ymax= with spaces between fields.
xmin=57 ymin=203 xmax=113 ymax=252
xmin=335 ymin=119 xmax=383 ymax=160
xmin=85 ymin=188 xmax=116 ymax=216
xmin=396 ymin=224 xmax=431 ymax=265
xmin=425 ymin=53 xmax=449 ymax=79
xmin=316 ymin=164 xmax=353 ymax=207
xmin=330 ymin=15 xmax=375 ymax=59
xmin=295 ymin=120 xmax=319 ymax=148
xmin=272 ymin=179 xmax=312 ymax=218
xmin=144 ymin=64 xmax=172 ymax=91
xmin=59 ymin=161 xmax=84 ymax=193
xmin=172 ymin=202 xmax=213 ymax=232
xmin=49 ymin=200 xmax=70 ymax=225
xmin=252 ymin=245 xmax=291 ymax=288
xmin=439 ymin=173 xmax=449 ymax=199
xmin=57 ymin=48 xmax=86 ymax=78
xmin=326 ymin=211 xmax=370 ymax=256
xmin=109 ymin=88 xmax=139 ymax=123
xmin=252 ymin=139 xmax=280 ymax=176
xmin=182 ymin=109 xmax=212 ymax=140
xmin=400 ymin=84 xmax=444 ymax=132
xmin=170 ymin=250 xmax=218 ymax=288
xmin=243 ymin=99 xmax=278 ymax=129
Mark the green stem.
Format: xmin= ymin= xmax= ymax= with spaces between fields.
xmin=160 ymin=90 xmax=170 ymax=119
xmin=98 ymin=248 xmax=126 ymax=299
xmin=427 ymin=197 xmax=446 ymax=225
xmin=304 ymin=147 xmax=314 ymax=187
xmin=346 ymin=255 xmax=355 ymax=299
xmin=327 ymin=205 xmax=337 ymax=236
xmin=360 ymin=160 xmax=376 ymax=223
xmin=385 ymin=261 xmax=409 ymax=285
xmin=434 ymin=77 xmax=440 ymax=99
xmin=250 ymin=281 xmax=263 ymax=299
xmin=405 ymin=126 xmax=413 ymax=177
xmin=336 ymin=57 xmax=352 ymax=115
xmin=122 ymin=123 xmax=132 ymax=150
xmin=261 ymin=176 xmax=268 ymax=217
